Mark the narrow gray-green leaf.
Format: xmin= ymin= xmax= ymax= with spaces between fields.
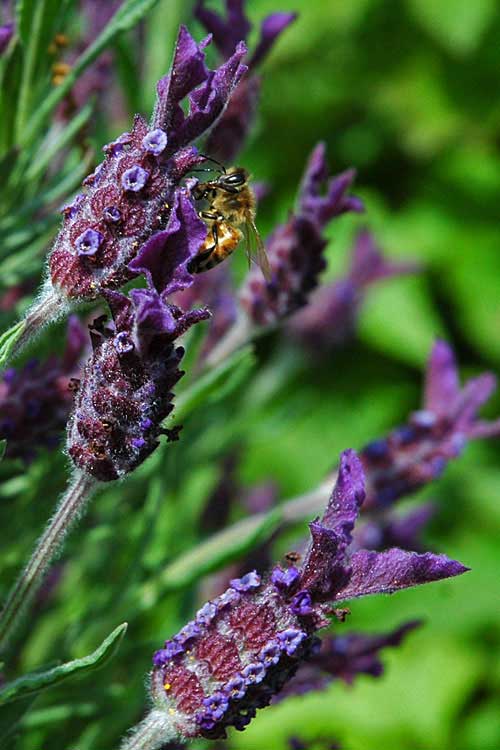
xmin=0 ymin=440 xmax=6 ymax=461
xmin=21 ymin=0 xmax=162 ymax=145
xmin=0 ymin=320 xmax=26 ymax=369
xmin=26 ymin=102 xmax=94 ymax=181
xmin=138 ymin=510 xmax=282 ymax=608
xmin=0 ymin=623 xmax=127 ymax=706
xmin=173 ymin=346 xmax=256 ymax=424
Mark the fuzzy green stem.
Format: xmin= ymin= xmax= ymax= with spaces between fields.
xmin=0 ymin=470 xmax=97 ymax=651
xmin=8 ymin=285 xmax=68 ymax=364
xmin=120 ymin=710 xmax=178 ymax=750
xmin=204 ymin=310 xmax=255 ymax=369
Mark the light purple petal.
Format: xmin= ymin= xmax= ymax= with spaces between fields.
xmin=176 ymin=42 xmax=248 ymax=148
xmin=298 ymin=144 xmax=363 ymax=228
xmin=195 ymin=0 xmax=251 ymax=59
xmin=250 ymin=12 xmax=298 ymax=68
xmin=128 ymin=190 xmax=207 ymax=297
xmin=348 ymin=230 xmax=420 ymax=288
xmin=334 ymin=549 xmax=469 ymax=601
xmin=424 ymin=340 xmax=461 ymax=415
xmin=300 ymin=450 xmax=364 ymax=598
xmin=153 ymin=25 xmax=209 ymax=134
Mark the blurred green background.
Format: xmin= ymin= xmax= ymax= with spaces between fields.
xmin=1 ymin=1 xmax=500 ymax=748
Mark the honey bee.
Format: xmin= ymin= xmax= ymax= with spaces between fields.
xmin=188 ymin=164 xmax=271 ymax=281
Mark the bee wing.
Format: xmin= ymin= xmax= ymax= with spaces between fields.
xmin=243 ymin=216 xmax=272 ymax=282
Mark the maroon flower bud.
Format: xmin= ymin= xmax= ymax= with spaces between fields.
xmin=67 ymin=289 xmax=209 ymax=481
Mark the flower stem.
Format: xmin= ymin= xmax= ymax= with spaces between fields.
xmin=120 ymin=710 xmax=178 ymax=750
xmin=204 ymin=311 xmax=254 ymax=369
xmin=0 ymin=470 xmax=97 ymax=651
xmin=9 ymin=285 xmax=68 ymax=364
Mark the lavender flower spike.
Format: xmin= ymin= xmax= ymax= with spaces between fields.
xmin=240 ymin=143 xmax=363 ymax=326
xmin=0 ymin=315 xmax=86 ymax=462
xmin=289 ymin=230 xmax=419 ymax=350
xmin=9 ymin=27 xmax=246 ymax=363
xmin=122 ymin=450 xmax=467 ymax=748
xmin=68 ymin=288 xmax=209 ymax=481
xmin=361 ymin=339 xmax=500 ymax=510
xmin=196 ymin=0 xmax=297 ymax=161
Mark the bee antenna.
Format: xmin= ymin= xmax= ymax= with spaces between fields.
xmin=198 ymin=153 xmax=226 ymax=174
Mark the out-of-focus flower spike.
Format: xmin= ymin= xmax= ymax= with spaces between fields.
xmin=0 ymin=316 xmax=87 ymax=462
xmin=194 ymin=1 xmax=251 ymax=61
xmin=239 ymin=144 xmax=362 ymax=326
xmin=249 ymin=12 xmax=298 ymax=68
xmin=279 ymin=620 xmax=421 ymax=696
xmin=361 ymin=339 xmax=500 ymax=510
xmin=0 ymin=22 xmax=13 ymax=54
xmin=298 ymin=143 xmax=364 ymax=225
xmin=354 ymin=502 xmax=436 ymax=552
xmin=288 ymin=230 xmax=419 ymax=351
xmin=197 ymin=0 xmax=297 ymax=161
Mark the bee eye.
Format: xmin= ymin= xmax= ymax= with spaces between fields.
xmin=221 ymin=171 xmax=246 ymax=187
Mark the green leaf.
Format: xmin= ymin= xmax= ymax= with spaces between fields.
xmin=0 ymin=696 xmax=36 ymax=748
xmin=26 ymin=101 xmax=94 ymax=181
xmin=0 ymin=320 xmax=27 ymax=370
xmin=21 ymin=0 xmax=162 ymax=145
xmin=407 ymin=0 xmax=496 ymax=55
xmin=0 ymin=440 xmax=6 ymax=461
xmin=138 ymin=509 xmax=282 ymax=607
xmin=172 ymin=346 xmax=256 ymax=424
xmin=0 ymin=623 xmax=127 ymax=706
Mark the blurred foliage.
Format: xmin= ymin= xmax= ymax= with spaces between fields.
xmin=0 ymin=0 xmax=499 ymax=749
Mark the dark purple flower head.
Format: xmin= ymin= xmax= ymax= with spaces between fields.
xmin=0 ymin=316 xmax=86 ymax=462
xmin=67 ymin=288 xmax=209 ymax=481
xmin=240 ymin=144 xmax=363 ymax=325
xmin=149 ymin=450 xmax=466 ymax=739
xmin=196 ymin=0 xmax=296 ymax=161
xmin=0 ymin=23 xmax=13 ymax=54
xmin=361 ymin=340 xmax=500 ymax=510
xmin=289 ymin=230 xmax=419 ymax=350
xmin=281 ymin=620 xmax=421 ymax=696
xmin=49 ymin=26 xmax=246 ymax=302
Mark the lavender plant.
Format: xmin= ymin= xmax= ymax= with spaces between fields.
xmin=0 ymin=2 xmax=497 ymax=750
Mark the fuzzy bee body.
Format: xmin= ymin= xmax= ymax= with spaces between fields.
xmin=189 ymin=166 xmax=271 ymax=280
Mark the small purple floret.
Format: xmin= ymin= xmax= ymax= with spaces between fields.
xmin=113 ymin=331 xmax=134 ymax=354
xmin=202 ymin=692 xmax=229 ymax=720
xmin=121 ymin=165 xmax=149 ymax=192
xmin=177 ymin=621 xmax=201 ymax=644
xmin=75 ymin=228 xmax=103 ymax=256
xmin=225 ymin=676 xmax=246 ymax=700
xmin=271 ymin=566 xmax=300 ymax=591
xmin=278 ymin=628 xmax=307 ymax=656
xmin=290 ymin=590 xmax=314 ymax=616
xmin=260 ymin=641 xmax=281 ymax=666
xmin=142 ymin=128 xmax=168 ymax=155
xmin=103 ymin=205 xmax=122 ymax=223
xmin=196 ymin=601 xmax=218 ymax=625
xmin=242 ymin=662 xmax=266 ymax=685
xmin=230 ymin=570 xmax=261 ymax=592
